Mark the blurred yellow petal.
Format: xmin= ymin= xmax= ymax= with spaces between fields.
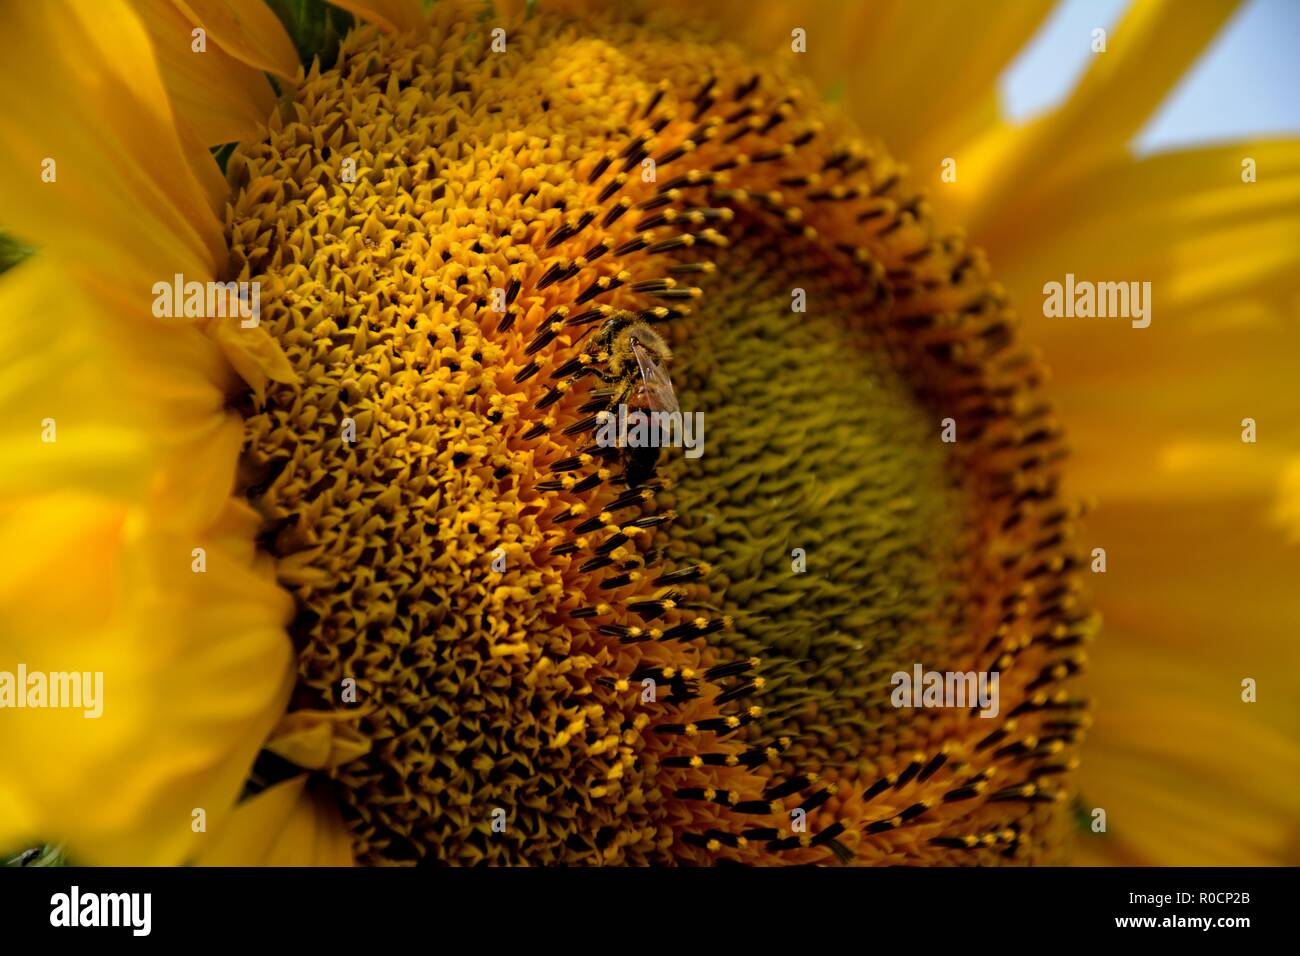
xmin=1274 ymin=457 xmax=1300 ymax=544
xmin=676 ymin=1 xmax=888 ymax=97
xmin=1056 ymin=0 xmax=1241 ymax=158
xmin=831 ymin=0 xmax=1054 ymax=167
xmin=327 ymin=0 xmax=424 ymax=34
xmin=0 ymin=0 xmax=227 ymax=293
xmin=956 ymin=141 xmax=1300 ymax=508
xmin=197 ymin=776 xmax=355 ymax=865
xmin=961 ymin=0 xmax=1243 ymax=234
xmin=137 ymin=0 xmax=281 ymax=146
xmin=0 ymin=258 xmax=240 ymax=513
xmin=985 ymin=139 xmax=1300 ymax=322
xmin=174 ymin=0 xmax=301 ymax=79
xmin=1076 ymin=498 xmax=1300 ymax=865
xmin=0 ymin=258 xmax=255 ymax=533
xmin=1080 ymin=645 xmax=1300 ymax=868
xmin=181 ymin=120 xmax=239 ymax=215
xmin=0 ymin=265 xmax=152 ymax=502
xmin=1045 ymin=307 xmax=1300 ymax=508
xmin=1087 ymin=499 xmax=1300 ymax=664
xmin=0 ymin=494 xmax=295 ymax=865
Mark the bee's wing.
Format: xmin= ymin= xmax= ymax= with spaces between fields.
xmin=630 ymin=338 xmax=680 ymax=414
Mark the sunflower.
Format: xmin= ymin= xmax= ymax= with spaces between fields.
xmin=1 ymin=0 xmax=1295 ymax=867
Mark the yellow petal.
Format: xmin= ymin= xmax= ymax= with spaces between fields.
xmin=266 ymin=710 xmax=372 ymax=770
xmin=1273 ymin=456 xmax=1300 ymax=544
xmin=969 ymin=141 xmax=1300 ymax=507
xmin=1080 ymin=646 xmax=1300 ymax=866
xmin=1051 ymin=0 xmax=1242 ymax=162
xmin=327 ymin=0 xmax=424 ymax=34
xmin=985 ymin=139 xmax=1300 ymax=320
xmin=173 ymin=0 xmax=301 ymax=79
xmin=830 ymin=0 xmax=1055 ymax=166
xmin=207 ymin=316 xmax=300 ymax=403
xmin=197 ymin=776 xmax=355 ymax=865
xmin=959 ymin=0 xmax=1243 ymax=234
xmin=0 ymin=0 xmax=226 ymax=290
xmin=1076 ymin=498 xmax=1300 ymax=865
xmin=0 ymin=266 xmax=152 ymax=503
xmin=137 ymin=0 xmax=281 ymax=146
xmin=1047 ymin=309 xmax=1300 ymax=508
xmin=180 ymin=119 xmax=237 ymax=215
xmin=0 ymin=495 xmax=295 ymax=865
xmin=0 ymin=258 xmax=251 ymax=531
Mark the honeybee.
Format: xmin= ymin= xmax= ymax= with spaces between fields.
xmin=591 ymin=314 xmax=680 ymax=487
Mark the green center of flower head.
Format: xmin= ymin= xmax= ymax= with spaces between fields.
xmin=659 ymin=235 xmax=968 ymax=757
xmin=228 ymin=2 xmax=1091 ymax=865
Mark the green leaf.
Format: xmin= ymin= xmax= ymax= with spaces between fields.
xmin=264 ymin=0 xmax=355 ymax=70
xmin=5 ymin=845 xmax=69 ymax=867
xmin=0 ymin=233 xmax=35 ymax=275
xmin=1070 ymin=793 xmax=1098 ymax=833
xmin=210 ymin=142 xmax=238 ymax=175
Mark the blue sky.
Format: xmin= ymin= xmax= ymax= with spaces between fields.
xmin=999 ymin=0 xmax=1300 ymax=155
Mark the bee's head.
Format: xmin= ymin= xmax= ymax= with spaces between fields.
xmin=595 ymin=313 xmax=633 ymax=348
xmin=605 ymin=321 xmax=670 ymax=378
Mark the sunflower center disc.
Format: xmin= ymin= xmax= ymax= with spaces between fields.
xmin=229 ymin=5 xmax=1088 ymax=865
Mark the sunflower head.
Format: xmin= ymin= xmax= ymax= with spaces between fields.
xmin=79 ymin=0 xmax=1300 ymax=870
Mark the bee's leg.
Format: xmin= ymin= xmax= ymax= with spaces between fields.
xmin=576 ymin=385 xmax=621 ymax=415
xmin=581 ymin=378 xmax=634 ymax=412
xmin=579 ymin=380 xmax=634 ymax=439
xmin=549 ymin=353 xmax=599 ymax=380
